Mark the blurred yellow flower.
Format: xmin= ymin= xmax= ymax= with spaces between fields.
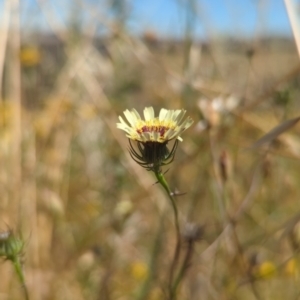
xmin=20 ymin=46 xmax=41 ymax=67
xmin=285 ymin=258 xmax=299 ymax=278
xmin=130 ymin=261 xmax=148 ymax=281
xmin=254 ymin=261 xmax=277 ymax=279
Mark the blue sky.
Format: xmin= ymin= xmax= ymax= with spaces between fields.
xmin=0 ymin=0 xmax=297 ymax=39
xmin=130 ymin=0 xmax=294 ymax=38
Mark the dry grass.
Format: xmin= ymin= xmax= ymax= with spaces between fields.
xmin=1 ymin=1 xmax=300 ymax=299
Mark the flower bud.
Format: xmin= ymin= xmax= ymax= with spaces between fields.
xmin=0 ymin=230 xmax=24 ymax=261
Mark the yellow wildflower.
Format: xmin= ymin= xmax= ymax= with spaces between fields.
xmin=20 ymin=46 xmax=41 ymax=67
xmin=130 ymin=261 xmax=148 ymax=281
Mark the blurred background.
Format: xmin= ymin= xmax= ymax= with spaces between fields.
xmin=1 ymin=0 xmax=300 ymax=299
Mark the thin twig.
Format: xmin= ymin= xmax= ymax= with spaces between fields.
xmin=171 ymin=239 xmax=195 ymax=298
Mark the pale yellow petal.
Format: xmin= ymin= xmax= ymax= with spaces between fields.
xmin=159 ymin=108 xmax=168 ymax=120
xmin=144 ymin=107 xmax=154 ymax=121
xmin=123 ymin=110 xmax=136 ymax=126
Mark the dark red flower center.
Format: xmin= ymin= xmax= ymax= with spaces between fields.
xmin=137 ymin=125 xmax=168 ymax=137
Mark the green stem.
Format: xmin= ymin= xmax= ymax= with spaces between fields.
xmin=154 ymin=169 xmax=181 ymax=300
xmin=12 ymin=257 xmax=30 ymax=300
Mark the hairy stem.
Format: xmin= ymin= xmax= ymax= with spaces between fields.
xmin=12 ymin=257 xmax=30 ymax=300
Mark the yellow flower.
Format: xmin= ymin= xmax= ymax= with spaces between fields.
xmin=254 ymin=261 xmax=277 ymax=279
xmin=20 ymin=46 xmax=41 ymax=67
xmin=130 ymin=261 xmax=148 ymax=281
xmin=117 ymin=107 xmax=193 ymax=171
xmin=285 ymin=258 xmax=299 ymax=278
xmin=117 ymin=107 xmax=193 ymax=143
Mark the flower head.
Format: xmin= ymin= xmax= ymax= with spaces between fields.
xmin=0 ymin=229 xmax=24 ymax=261
xmin=117 ymin=107 xmax=193 ymax=171
xmin=117 ymin=107 xmax=193 ymax=143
